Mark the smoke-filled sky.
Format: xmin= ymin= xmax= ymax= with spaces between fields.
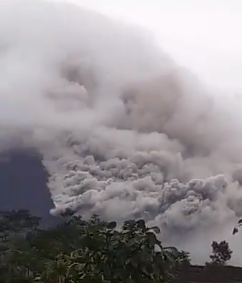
xmin=58 ymin=0 xmax=242 ymax=91
xmin=1 ymin=0 xmax=242 ymax=265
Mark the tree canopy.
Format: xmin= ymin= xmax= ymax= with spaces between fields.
xmin=0 ymin=209 xmax=189 ymax=283
xmin=207 ymin=240 xmax=232 ymax=266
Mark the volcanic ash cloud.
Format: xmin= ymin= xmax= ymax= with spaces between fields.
xmin=1 ymin=0 xmax=242 ymax=264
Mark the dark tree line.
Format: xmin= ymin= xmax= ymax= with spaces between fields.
xmin=0 ymin=209 xmax=190 ymax=283
xmin=0 ymin=209 xmax=233 ymax=282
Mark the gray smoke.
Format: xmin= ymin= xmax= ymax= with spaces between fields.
xmin=1 ymin=0 xmax=242 ymax=264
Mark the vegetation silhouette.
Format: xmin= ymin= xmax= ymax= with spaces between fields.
xmin=0 ymin=209 xmax=189 ymax=282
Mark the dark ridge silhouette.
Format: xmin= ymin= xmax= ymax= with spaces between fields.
xmin=175 ymin=265 xmax=242 ymax=282
xmin=0 ymin=147 xmax=57 ymax=224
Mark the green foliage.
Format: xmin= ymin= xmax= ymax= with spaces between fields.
xmin=0 ymin=209 xmax=182 ymax=282
xmin=207 ymin=240 xmax=232 ymax=266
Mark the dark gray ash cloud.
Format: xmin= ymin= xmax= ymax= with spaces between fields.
xmin=0 ymin=0 xmax=242 ymax=264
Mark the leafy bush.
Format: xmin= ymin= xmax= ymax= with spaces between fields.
xmin=0 ymin=210 xmax=182 ymax=283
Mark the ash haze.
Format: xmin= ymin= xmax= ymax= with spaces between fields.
xmin=1 ymin=0 xmax=242 ymax=265
xmin=61 ymin=0 xmax=242 ymax=91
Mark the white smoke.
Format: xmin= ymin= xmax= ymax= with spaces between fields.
xmin=1 ymin=0 xmax=242 ymax=264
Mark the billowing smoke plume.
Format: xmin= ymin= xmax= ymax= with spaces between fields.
xmin=1 ymin=0 xmax=242 ymax=264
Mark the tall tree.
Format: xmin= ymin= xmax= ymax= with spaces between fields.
xmin=208 ymin=240 xmax=232 ymax=265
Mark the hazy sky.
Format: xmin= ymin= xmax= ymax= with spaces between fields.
xmin=51 ymin=0 xmax=242 ymax=92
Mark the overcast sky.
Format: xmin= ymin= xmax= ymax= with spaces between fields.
xmin=51 ymin=0 xmax=242 ymax=92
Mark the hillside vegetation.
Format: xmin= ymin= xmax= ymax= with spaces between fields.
xmin=0 ymin=209 xmax=232 ymax=282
